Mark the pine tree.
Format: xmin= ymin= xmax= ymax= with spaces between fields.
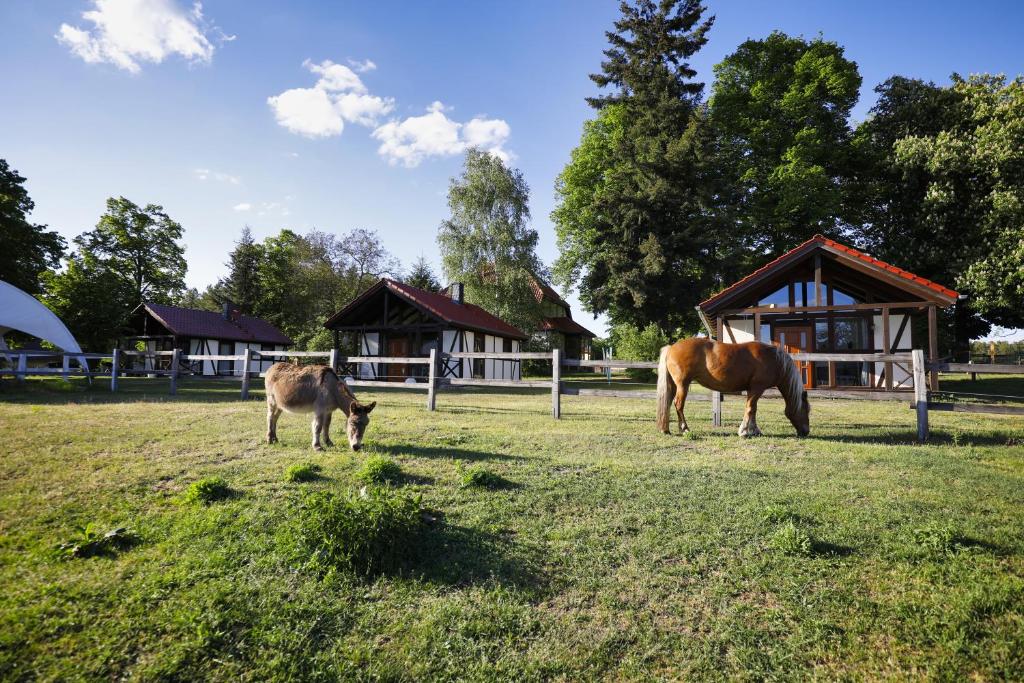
xmin=404 ymin=255 xmax=441 ymax=292
xmin=220 ymin=227 xmax=264 ymax=312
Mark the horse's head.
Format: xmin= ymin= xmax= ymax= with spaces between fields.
xmin=346 ymin=401 xmax=376 ymax=451
xmin=786 ymin=390 xmax=810 ymax=437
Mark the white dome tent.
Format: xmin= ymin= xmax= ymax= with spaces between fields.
xmin=0 ymin=280 xmax=88 ymax=378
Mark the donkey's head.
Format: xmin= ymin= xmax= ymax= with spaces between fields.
xmin=346 ymin=401 xmax=376 ymax=451
xmin=785 ymin=390 xmax=811 ymax=437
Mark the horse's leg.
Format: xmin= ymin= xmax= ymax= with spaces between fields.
xmin=740 ymin=389 xmax=765 ymax=437
xmin=674 ymin=379 xmax=690 ymax=433
xmin=311 ymin=412 xmax=324 ymax=451
xmin=322 ymin=412 xmax=334 ymax=448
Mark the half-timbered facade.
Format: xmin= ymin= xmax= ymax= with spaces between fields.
xmin=697 ymin=235 xmax=959 ymax=391
xmin=532 ymin=278 xmax=596 ymax=365
xmin=125 ymin=302 xmax=292 ymax=376
xmin=324 ymin=279 xmax=528 ymax=382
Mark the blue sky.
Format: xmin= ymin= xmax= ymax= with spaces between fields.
xmin=3 ymin=1 xmax=1023 ymax=339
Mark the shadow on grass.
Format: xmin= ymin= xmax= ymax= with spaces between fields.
xmin=373 ymin=443 xmax=527 ymax=463
xmin=806 ymin=430 xmax=1015 ymax=447
xmin=810 ymin=540 xmax=856 ymax=557
xmin=411 ymin=521 xmax=547 ymax=592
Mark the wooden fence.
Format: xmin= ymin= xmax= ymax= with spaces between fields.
xmin=3 ymin=347 xmax=1021 ymax=441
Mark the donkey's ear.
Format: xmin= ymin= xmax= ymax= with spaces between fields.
xmin=364 ymin=401 xmax=377 ymax=413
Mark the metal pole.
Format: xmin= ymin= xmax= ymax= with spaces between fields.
xmin=605 ymin=346 xmax=612 ymax=384
xmin=427 ymin=348 xmax=437 ymax=411
xmin=913 ymin=349 xmax=929 ymax=442
xmin=169 ymin=348 xmax=180 ymax=395
xmin=329 ymin=348 xmax=338 ymax=372
xmin=111 ymin=348 xmax=120 ymax=392
xmin=240 ymin=348 xmax=252 ymax=400
xmin=712 ymin=390 xmax=722 ymax=427
xmin=16 ymin=353 xmax=26 ymax=383
xmin=551 ymin=348 xmax=561 ymax=419
xmin=61 ymin=353 xmax=70 ymax=380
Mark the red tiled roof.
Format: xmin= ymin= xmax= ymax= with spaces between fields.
xmin=326 ymin=279 xmax=529 ymax=340
xmin=699 ymin=235 xmax=959 ymax=312
xmin=531 ymin=277 xmax=569 ymax=308
xmin=143 ymin=303 xmax=292 ymax=345
xmin=541 ymin=316 xmax=596 ymax=337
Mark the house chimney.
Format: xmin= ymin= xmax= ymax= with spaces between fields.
xmin=450 ymin=282 xmax=464 ymax=305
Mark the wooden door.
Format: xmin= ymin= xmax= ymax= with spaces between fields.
xmin=773 ymin=326 xmax=813 ymax=388
xmin=386 ymin=337 xmax=409 ymax=382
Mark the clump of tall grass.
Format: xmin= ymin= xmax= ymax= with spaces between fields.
xmin=182 ymin=477 xmax=233 ymax=504
xmin=357 ymin=455 xmax=402 ymax=485
xmin=285 ymin=462 xmax=322 ymax=483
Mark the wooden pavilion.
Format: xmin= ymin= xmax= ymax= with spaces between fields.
xmin=696 ymin=235 xmax=959 ymax=391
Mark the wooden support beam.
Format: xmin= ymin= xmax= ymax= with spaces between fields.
xmin=928 ymin=305 xmax=939 ymax=391
xmin=427 ymin=348 xmax=438 ymax=411
xmin=882 ymin=307 xmax=893 ymax=391
xmin=240 ymin=347 xmax=251 ymax=400
xmin=814 ymin=254 xmax=823 ymax=306
xmin=716 ymin=316 xmax=724 ymax=342
xmin=753 ymin=312 xmax=761 ymax=343
xmin=718 ymin=301 xmax=934 ymax=316
xmin=169 ymin=348 xmax=180 ymax=395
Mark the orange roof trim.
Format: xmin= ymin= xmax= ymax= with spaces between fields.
xmin=699 ymin=235 xmax=958 ymax=311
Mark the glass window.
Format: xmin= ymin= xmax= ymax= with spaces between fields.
xmin=503 ymin=338 xmax=512 ymax=353
xmin=218 ymin=341 xmax=234 ymax=375
xmin=831 ymin=287 xmax=858 ymax=305
xmin=835 ymin=362 xmax=867 ymax=386
xmin=759 ymin=285 xmax=789 ymax=307
xmin=815 ymin=321 xmax=828 ymax=350
xmin=833 ymin=318 xmax=869 ymax=350
xmin=759 ymin=324 xmax=771 ymax=343
xmin=473 ymin=334 xmax=485 ymax=378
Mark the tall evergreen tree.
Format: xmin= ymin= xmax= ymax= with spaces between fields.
xmin=0 ymin=159 xmax=65 ymax=295
xmin=552 ymin=0 xmax=717 ymax=332
xmin=220 ymin=226 xmax=264 ymax=312
xmin=404 ymin=255 xmax=441 ymax=292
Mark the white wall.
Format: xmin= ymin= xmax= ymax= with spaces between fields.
xmin=726 ymin=318 xmax=756 ymax=343
xmin=872 ymin=313 xmax=911 ymax=386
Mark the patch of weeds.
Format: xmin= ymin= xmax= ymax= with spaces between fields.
xmin=771 ymin=520 xmax=813 ymax=556
xmin=291 ymin=487 xmax=425 ymax=577
xmin=682 ymin=430 xmax=699 ymax=441
xmin=57 ymin=524 xmax=137 ymax=559
xmin=285 ymin=462 xmax=322 ymax=483
xmin=357 ymin=455 xmax=402 ymax=485
xmin=182 ymin=477 xmax=233 ymax=505
xmin=457 ymin=464 xmax=511 ymax=490
xmin=761 ymin=504 xmax=799 ymax=526
xmin=912 ymin=522 xmax=964 ymax=558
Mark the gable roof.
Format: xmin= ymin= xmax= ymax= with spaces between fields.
xmin=541 ymin=316 xmax=596 ymax=337
xmin=140 ymin=303 xmax=293 ymax=345
xmin=325 ymin=279 xmax=529 ymax=340
xmin=699 ymin=235 xmax=959 ymax=314
xmin=531 ymin=277 xmax=569 ymax=309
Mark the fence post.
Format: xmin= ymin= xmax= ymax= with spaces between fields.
xmin=16 ymin=353 xmax=26 ymax=383
xmin=61 ymin=353 xmax=70 ymax=380
xmin=329 ymin=348 xmax=338 ymax=372
xmin=552 ymin=348 xmax=561 ymax=419
xmin=912 ymin=349 xmax=929 ymax=442
xmin=427 ymin=348 xmax=438 ymax=411
xmin=169 ymin=348 xmax=180 ymax=395
xmin=711 ymin=390 xmax=722 ymax=427
xmin=240 ymin=348 xmax=252 ymax=400
xmin=111 ymin=348 xmax=120 ymax=392
xmin=605 ymin=346 xmax=612 ymax=384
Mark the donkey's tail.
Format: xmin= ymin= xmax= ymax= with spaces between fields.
xmin=656 ymin=345 xmax=675 ymax=434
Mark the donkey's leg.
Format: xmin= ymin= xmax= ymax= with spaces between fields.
xmin=267 ymin=402 xmax=280 ymax=444
xmin=674 ymin=380 xmax=691 ymax=433
xmin=322 ymin=413 xmax=334 ymax=448
xmin=740 ymin=390 xmax=765 ymax=437
xmin=311 ymin=412 xmax=325 ymax=451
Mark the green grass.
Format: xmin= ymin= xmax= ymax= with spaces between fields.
xmin=181 ymin=477 xmax=234 ymax=505
xmin=356 ymin=455 xmax=403 ymax=485
xmin=1 ymin=376 xmax=1023 ymax=680
xmin=285 ymin=462 xmax=323 ymax=483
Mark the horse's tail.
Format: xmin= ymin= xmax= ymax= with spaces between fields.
xmin=656 ymin=345 xmax=675 ymax=434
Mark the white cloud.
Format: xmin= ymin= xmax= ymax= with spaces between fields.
xmin=267 ymin=87 xmax=344 ymax=138
xmin=372 ymin=103 xmax=512 ymax=168
xmin=335 ymin=93 xmax=395 ymax=126
xmin=268 ymin=61 xmax=513 ymax=166
xmin=56 ymin=0 xmax=220 ymax=74
xmin=194 ymin=168 xmax=240 ymax=184
xmin=348 ymin=58 xmax=376 ymax=73
xmin=233 ymin=202 xmax=251 ymax=212
xmin=304 ymin=59 xmax=366 ymax=93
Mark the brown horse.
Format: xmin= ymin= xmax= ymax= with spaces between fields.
xmin=265 ymin=363 xmax=376 ymax=451
xmin=656 ymin=338 xmax=809 ymax=437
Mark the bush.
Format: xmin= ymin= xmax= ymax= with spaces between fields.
xmin=771 ymin=520 xmax=813 ymax=556
xmin=913 ymin=523 xmax=962 ymax=557
xmin=182 ymin=477 xmax=233 ymax=505
xmin=609 ymin=323 xmax=669 ymax=382
xmin=294 ymin=488 xmax=425 ymax=577
xmin=58 ymin=524 xmax=137 ymax=559
xmin=357 ymin=456 xmax=402 ymax=485
xmin=285 ymin=463 xmax=322 ymax=483
xmin=458 ymin=464 xmax=508 ymax=490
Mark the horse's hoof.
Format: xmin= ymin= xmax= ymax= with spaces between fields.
xmin=324 ymin=440 xmax=334 ymax=448
xmin=313 ymin=445 xmax=324 ymax=452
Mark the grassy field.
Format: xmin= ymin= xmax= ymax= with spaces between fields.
xmin=1 ymin=376 xmax=1023 ymax=681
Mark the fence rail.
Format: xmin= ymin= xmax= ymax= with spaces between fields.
xmin=4 ymin=347 xmax=1021 ymax=439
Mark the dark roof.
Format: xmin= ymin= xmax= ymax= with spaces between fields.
xmin=699 ymin=235 xmax=959 ymax=314
xmin=531 ymin=277 xmax=569 ymax=308
xmin=541 ymin=316 xmax=596 ymax=337
xmin=325 ymin=279 xmax=529 ymax=340
xmin=141 ymin=303 xmax=292 ymax=345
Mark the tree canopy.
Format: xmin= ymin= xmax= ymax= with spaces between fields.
xmin=0 ymin=159 xmax=65 ymax=296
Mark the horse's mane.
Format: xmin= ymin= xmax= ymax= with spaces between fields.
xmin=773 ymin=346 xmax=804 ymax=410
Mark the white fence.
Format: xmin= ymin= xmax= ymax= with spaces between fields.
xmin=3 ymin=347 xmax=1021 ymax=441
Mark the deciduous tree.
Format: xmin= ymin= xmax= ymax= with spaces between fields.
xmin=0 ymin=159 xmax=65 ymax=295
